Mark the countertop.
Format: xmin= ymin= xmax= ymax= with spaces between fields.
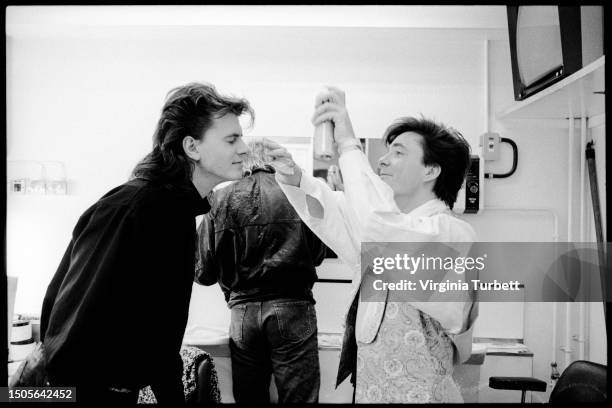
xmin=182 ymin=331 xmax=529 ymax=364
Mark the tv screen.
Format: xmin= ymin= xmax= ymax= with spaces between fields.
xmin=516 ymin=6 xmax=563 ymax=88
xmin=507 ymin=6 xmax=603 ymax=101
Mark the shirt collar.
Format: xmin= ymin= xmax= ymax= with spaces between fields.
xmin=408 ymin=198 xmax=449 ymax=218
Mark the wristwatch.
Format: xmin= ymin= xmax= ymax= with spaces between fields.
xmin=337 ymin=138 xmax=362 ymax=155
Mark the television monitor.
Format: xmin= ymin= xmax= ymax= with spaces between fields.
xmin=507 ymin=6 xmax=603 ymax=101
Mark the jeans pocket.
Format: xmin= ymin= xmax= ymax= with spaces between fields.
xmin=229 ymin=304 xmax=247 ymax=343
xmin=273 ymin=301 xmax=316 ymax=341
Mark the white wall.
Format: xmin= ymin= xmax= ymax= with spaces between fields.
xmin=6 ymin=8 xmax=606 ymax=398
xmin=6 ymin=24 xmax=487 ymax=315
xmin=485 ymin=38 xmax=607 ymax=401
xmin=6 ymin=6 xmax=507 ymax=30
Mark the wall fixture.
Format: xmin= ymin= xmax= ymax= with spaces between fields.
xmin=7 ymin=160 xmax=68 ymax=195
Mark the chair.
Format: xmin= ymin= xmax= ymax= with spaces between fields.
xmin=193 ymin=358 xmax=213 ymax=405
xmin=489 ymin=360 xmax=607 ymax=403
xmin=549 ymin=360 xmax=607 ymax=403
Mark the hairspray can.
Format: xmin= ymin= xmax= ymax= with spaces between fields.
xmin=314 ymin=121 xmax=334 ymax=161
xmin=314 ymin=107 xmax=335 ymax=162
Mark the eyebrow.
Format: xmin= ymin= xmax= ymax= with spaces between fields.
xmin=225 ymin=133 xmax=242 ymax=139
xmin=390 ymin=141 xmax=408 ymax=150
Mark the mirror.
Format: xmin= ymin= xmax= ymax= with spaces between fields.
xmin=312 ymin=138 xmax=368 ymax=191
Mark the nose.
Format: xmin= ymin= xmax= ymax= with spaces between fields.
xmin=236 ymin=138 xmax=249 ymax=156
xmin=378 ymin=152 xmax=390 ymax=169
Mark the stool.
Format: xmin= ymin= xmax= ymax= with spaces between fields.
xmin=489 ymin=376 xmax=547 ymax=403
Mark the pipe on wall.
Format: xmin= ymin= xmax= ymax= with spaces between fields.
xmin=561 ymin=116 xmax=575 ymax=370
xmin=483 ymin=39 xmax=490 ymax=134
xmin=577 ymin=114 xmax=589 ymax=360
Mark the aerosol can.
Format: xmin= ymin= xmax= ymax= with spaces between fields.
xmin=313 ymin=93 xmax=335 ymax=161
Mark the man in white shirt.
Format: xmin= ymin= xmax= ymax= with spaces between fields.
xmin=263 ymin=87 xmax=478 ymax=403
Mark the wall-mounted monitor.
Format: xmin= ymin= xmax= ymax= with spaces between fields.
xmin=507 ymin=6 xmax=603 ymax=101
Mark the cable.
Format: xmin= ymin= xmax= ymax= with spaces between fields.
xmin=485 ymin=137 xmax=518 ymax=179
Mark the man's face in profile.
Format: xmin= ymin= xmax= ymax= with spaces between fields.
xmin=377 ymin=132 xmax=431 ymax=197
xmin=194 ymin=113 xmax=249 ymax=185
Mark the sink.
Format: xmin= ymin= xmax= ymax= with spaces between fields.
xmin=183 ymin=325 xmax=229 ymax=346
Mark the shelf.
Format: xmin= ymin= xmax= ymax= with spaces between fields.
xmin=498 ymin=56 xmax=605 ymax=120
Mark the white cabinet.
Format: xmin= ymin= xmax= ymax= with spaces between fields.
xmin=318 ymin=349 xmax=354 ymax=403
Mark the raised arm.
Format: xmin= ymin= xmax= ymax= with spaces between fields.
xmin=261 ymin=138 xmax=361 ymax=272
xmin=311 ymin=87 xmax=467 ymax=240
xmin=311 ymin=87 xmax=478 ymax=362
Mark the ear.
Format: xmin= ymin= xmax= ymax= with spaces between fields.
xmin=183 ymin=136 xmax=201 ymax=161
xmin=424 ymin=164 xmax=441 ymax=182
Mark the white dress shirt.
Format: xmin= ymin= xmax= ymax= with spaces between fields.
xmin=277 ymin=148 xmax=478 ymax=364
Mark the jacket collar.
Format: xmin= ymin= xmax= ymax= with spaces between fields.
xmin=244 ymin=164 xmax=275 ymax=177
xmin=132 ymin=177 xmax=210 ymax=216
xmin=186 ymin=181 xmax=211 ymax=216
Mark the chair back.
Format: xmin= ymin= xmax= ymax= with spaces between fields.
xmin=550 ymin=360 xmax=607 ymax=403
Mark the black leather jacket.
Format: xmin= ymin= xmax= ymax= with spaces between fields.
xmin=195 ymin=166 xmax=326 ymax=307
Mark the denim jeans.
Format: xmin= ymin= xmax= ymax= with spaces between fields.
xmin=229 ymin=299 xmax=320 ymax=403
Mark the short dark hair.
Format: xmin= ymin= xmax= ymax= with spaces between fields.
xmin=132 ymin=82 xmax=254 ymax=184
xmin=382 ymin=116 xmax=471 ymax=209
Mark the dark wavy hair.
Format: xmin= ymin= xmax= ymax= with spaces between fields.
xmin=382 ymin=116 xmax=471 ymax=209
xmin=131 ymin=82 xmax=254 ymax=184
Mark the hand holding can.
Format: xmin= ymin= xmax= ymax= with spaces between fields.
xmin=313 ymin=115 xmax=335 ymax=161
xmin=312 ymin=87 xmax=358 ymax=152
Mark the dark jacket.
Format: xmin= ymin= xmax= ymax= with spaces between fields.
xmin=40 ymin=178 xmax=210 ymax=390
xmin=195 ymin=166 xmax=326 ymax=308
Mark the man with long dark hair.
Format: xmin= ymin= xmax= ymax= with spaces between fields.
xmin=39 ymin=83 xmax=252 ymax=403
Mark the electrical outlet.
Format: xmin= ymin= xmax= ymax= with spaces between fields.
xmin=8 ymin=179 xmax=26 ymax=194
xmin=480 ymin=132 xmax=501 ymax=161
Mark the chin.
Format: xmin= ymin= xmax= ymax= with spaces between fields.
xmin=386 ymin=182 xmax=403 ymax=195
xmin=230 ymin=169 xmax=245 ymax=180
xmin=215 ymin=172 xmax=241 ymax=183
